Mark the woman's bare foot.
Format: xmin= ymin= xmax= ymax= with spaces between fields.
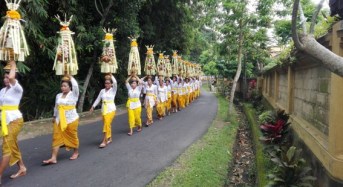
xmin=10 ymin=167 xmax=27 ymax=179
xmin=42 ymin=158 xmax=57 ymax=165
xmin=99 ymin=142 xmax=106 ymax=148
xmin=128 ymin=128 xmax=133 ymax=136
xmin=69 ymin=153 xmax=79 ymax=160
xmin=137 ymin=127 xmax=142 ymax=132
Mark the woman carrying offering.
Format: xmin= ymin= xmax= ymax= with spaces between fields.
xmin=43 ymin=75 xmax=80 ymax=165
xmin=90 ymin=74 xmax=117 ymax=148
xmin=165 ymin=79 xmax=172 ymax=115
xmin=144 ymin=76 xmax=157 ymax=126
xmin=0 ymin=61 xmax=27 ymax=182
xmin=126 ymin=74 xmax=143 ymax=136
xmin=156 ymin=79 xmax=168 ymax=120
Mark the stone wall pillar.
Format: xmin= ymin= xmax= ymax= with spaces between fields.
xmin=287 ymin=66 xmax=294 ymax=114
xmin=329 ymin=21 xmax=343 ymax=159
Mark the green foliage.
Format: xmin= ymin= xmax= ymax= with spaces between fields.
xmin=243 ymin=103 xmax=270 ymax=187
xmin=267 ymin=146 xmax=316 ymax=187
xmin=0 ymin=0 xmax=206 ymax=120
xmin=259 ymin=110 xmax=275 ymax=124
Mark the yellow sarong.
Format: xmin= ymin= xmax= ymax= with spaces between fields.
xmin=52 ymin=119 xmax=79 ymax=150
xmin=58 ymin=105 xmax=76 ymax=132
xmin=166 ymin=98 xmax=172 ymax=111
xmin=102 ymin=100 xmax=114 ymax=115
xmin=146 ymin=102 xmax=153 ymax=123
xmin=2 ymin=118 xmax=24 ymax=166
xmin=128 ymin=107 xmax=142 ymax=129
xmin=185 ymin=94 xmax=189 ymax=106
xmin=156 ymin=102 xmax=165 ymax=117
xmin=127 ymin=98 xmax=142 ymax=129
xmin=103 ymin=111 xmax=115 ymax=139
xmin=178 ymin=95 xmax=185 ymax=109
xmin=0 ymin=105 xmax=19 ymax=136
xmin=172 ymin=93 xmax=178 ymax=108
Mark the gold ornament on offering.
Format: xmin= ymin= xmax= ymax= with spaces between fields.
xmin=164 ymin=55 xmax=172 ymax=78
xmin=128 ymin=36 xmax=141 ymax=75
xmin=157 ymin=52 xmax=166 ymax=77
xmin=171 ymin=50 xmax=179 ymax=75
xmin=144 ymin=45 xmax=156 ymax=75
xmin=100 ymin=28 xmax=118 ymax=74
xmin=53 ymin=14 xmax=78 ymax=76
xmin=177 ymin=55 xmax=183 ymax=77
xmin=0 ymin=0 xmax=30 ymax=71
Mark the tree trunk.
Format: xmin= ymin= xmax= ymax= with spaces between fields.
xmin=77 ymin=53 xmax=96 ymax=112
xmin=229 ymin=21 xmax=244 ymax=113
xmin=292 ymin=0 xmax=343 ymax=77
xmin=77 ymin=0 xmax=114 ymax=112
xmin=300 ymin=35 xmax=343 ymax=76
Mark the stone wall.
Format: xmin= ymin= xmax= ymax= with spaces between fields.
xmin=259 ymin=20 xmax=343 ymax=184
xmin=277 ymin=73 xmax=288 ymax=109
xmin=293 ymin=66 xmax=331 ymax=135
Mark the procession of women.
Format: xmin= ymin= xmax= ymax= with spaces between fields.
xmin=0 ymin=0 xmax=202 ymax=184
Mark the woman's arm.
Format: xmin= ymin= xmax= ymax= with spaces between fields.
xmin=111 ymin=75 xmax=117 ymax=94
xmin=90 ymin=90 xmax=103 ymax=112
xmin=70 ymin=76 xmax=79 ymax=98
xmin=8 ymin=60 xmax=23 ymax=92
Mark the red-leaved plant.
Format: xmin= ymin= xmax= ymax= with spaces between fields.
xmin=259 ymin=110 xmax=290 ymax=144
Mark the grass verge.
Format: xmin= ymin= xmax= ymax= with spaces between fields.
xmin=242 ymin=103 xmax=270 ymax=187
xmin=147 ymin=95 xmax=239 ymax=187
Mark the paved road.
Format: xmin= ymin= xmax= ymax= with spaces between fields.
xmin=2 ymin=90 xmax=217 ymax=187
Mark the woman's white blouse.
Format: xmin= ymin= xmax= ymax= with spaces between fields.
xmin=144 ymin=84 xmax=157 ymax=108
xmin=92 ymin=76 xmax=117 ymax=114
xmin=157 ymin=85 xmax=168 ymax=102
xmin=126 ymin=83 xmax=142 ymax=109
xmin=0 ymin=80 xmax=23 ymax=125
xmin=165 ymin=85 xmax=172 ymax=97
xmin=178 ymin=83 xmax=184 ymax=95
xmin=171 ymin=81 xmax=178 ymax=94
xmin=183 ymin=83 xmax=189 ymax=94
xmin=53 ymin=77 xmax=79 ymax=125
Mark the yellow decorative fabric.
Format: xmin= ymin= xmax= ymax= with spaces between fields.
xmin=103 ymin=111 xmax=115 ymax=139
xmin=6 ymin=10 xmax=21 ymax=20
xmin=2 ymin=118 xmax=24 ymax=166
xmin=58 ymin=105 xmax=76 ymax=132
xmin=131 ymin=41 xmax=138 ymax=47
xmin=52 ymin=119 xmax=79 ymax=151
xmin=128 ymin=107 xmax=142 ymax=129
xmin=0 ymin=105 xmax=19 ymax=136
xmin=102 ymin=100 xmax=114 ymax=115
xmin=126 ymin=98 xmax=140 ymax=108
xmin=105 ymin=34 xmax=113 ymax=41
